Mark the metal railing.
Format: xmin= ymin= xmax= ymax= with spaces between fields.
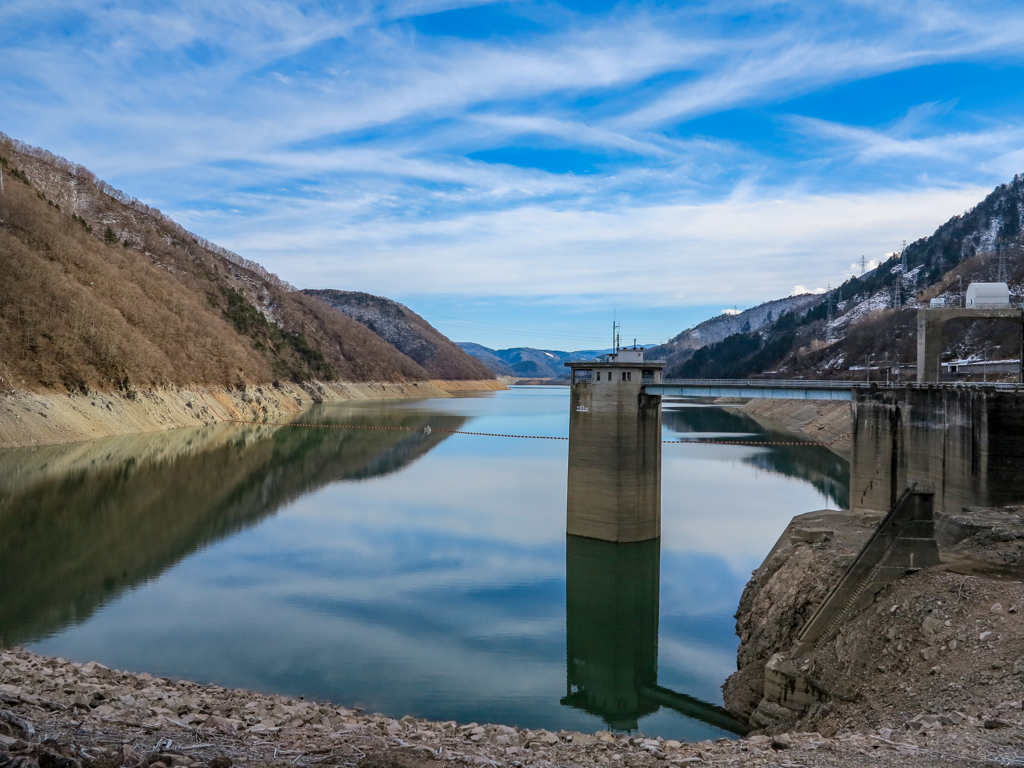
xmin=655 ymin=378 xmax=1024 ymax=392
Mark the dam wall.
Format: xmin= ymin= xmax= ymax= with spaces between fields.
xmin=850 ymin=385 xmax=1024 ymax=519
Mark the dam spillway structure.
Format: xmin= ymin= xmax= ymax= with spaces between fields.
xmin=564 ymin=348 xmax=665 ymax=543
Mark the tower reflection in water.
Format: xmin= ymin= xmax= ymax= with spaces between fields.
xmin=561 ymin=535 xmax=746 ymax=735
xmin=563 ymin=535 xmax=659 ymax=730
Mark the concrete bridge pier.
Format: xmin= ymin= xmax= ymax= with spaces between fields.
xmin=916 ymin=307 xmax=1024 ymax=383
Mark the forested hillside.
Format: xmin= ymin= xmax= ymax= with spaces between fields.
xmin=0 ymin=133 xmax=479 ymax=394
xmin=645 ymin=294 xmax=821 ymax=373
xmin=659 ymin=175 xmax=1024 ymax=380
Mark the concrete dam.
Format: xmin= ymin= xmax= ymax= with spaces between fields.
xmin=562 ymin=348 xmax=1024 ymax=726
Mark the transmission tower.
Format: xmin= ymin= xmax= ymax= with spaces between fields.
xmin=997 ymin=240 xmax=1009 ymax=283
xmin=899 ymin=241 xmax=908 ymax=308
xmin=826 ymin=285 xmax=833 ymax=325
xmin=860 ymin=255 xmax=867 ymax=275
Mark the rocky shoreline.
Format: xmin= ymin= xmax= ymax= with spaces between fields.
xmin=718 ymin=498 xmax=1024 ymax=765
xmin=2 ymin=648 xmax=1021 ymax=768
xmin=735 ymin=400 xmax=852 ymax=457
xmin=0 ymin=380 xmax=505 ymax=450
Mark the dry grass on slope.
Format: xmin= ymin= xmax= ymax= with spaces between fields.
xmin=277 ymin=292 xmax=429 ymax=383
xmin=0 ymin=134 xmax=432 ymax=393
xmin=0 ymin=171 xmax=273 ymax=392
xmin=303 ymin=289 xmax=496 ymax=380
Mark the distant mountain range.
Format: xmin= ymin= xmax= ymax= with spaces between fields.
xmin=457 ymin=343 xmax=618 ymax=379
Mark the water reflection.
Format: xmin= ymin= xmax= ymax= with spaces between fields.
xmin=564 ymin=536 xmax=660 ymax=729
xmin=663 ymin=406 xmax=849 ymax=510
xmin=0 ymin=407 xmax=465 ymax=647
xmin=562 ymin=536 xmax=745 ymax=734
xmin=0 ymin=389 xmax=850 ymax=741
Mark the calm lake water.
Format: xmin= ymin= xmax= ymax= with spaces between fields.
xmin=0 ymin=386 xmax=848 ymax=741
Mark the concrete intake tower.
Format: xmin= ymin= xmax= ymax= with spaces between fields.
xmin=564 ymin=348 xmax=665 ymax=543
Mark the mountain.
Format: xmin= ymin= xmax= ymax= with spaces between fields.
xmin=0 ymin=132 xmax=483 ymax=394
xmin=302 ymin=290 xmax=493 ymax=380
xmin=644 ymin=294 xmax=822 ymax=372
xmin=665 ymin=174 xmax=1024 ymax=379
xmin=457 ymin=344 xmax=615 ymax=378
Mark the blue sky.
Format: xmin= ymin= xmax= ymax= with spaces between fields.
xmin=2 ymin=1 xmax=1023 ymax=349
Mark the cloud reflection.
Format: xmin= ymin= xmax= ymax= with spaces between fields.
xmin=22 ymin=390 xmax=845 ymax=741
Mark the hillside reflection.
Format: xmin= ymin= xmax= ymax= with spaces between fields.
xmin=0 ymin=406 xmax=465 ymax=647
xmin=662 ymin=406 xmax=849 ymax=509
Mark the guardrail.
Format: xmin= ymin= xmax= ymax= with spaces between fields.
xmin=660 ymin=378 xmax=857 ymax=389
xmin=653 ymin=378 xmax=1024 ymax=392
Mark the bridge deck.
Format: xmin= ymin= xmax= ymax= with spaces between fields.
xmin=645 ymin=379 xmax=1024 ymax=401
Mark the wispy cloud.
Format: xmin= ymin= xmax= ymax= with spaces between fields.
xmin=1 ymin=0 xmax=1023 ymax=344
xmin=211 ymin=184 xmax=987 ymax=305
xmin=788 ymin=112 xmax=1024 ymax=163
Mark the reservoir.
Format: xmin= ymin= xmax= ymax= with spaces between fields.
xmin=0 ymin=387 xmax=847 ymax=742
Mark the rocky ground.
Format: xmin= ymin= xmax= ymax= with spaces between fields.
xmin=735 ymin=401 xmax=852 ymax=457
xmin=721 ymin=502 xmax=1024 ymax=766
xmin=2 ymin=648 xmax=1022 ymax=768
xmin=0 ymin=380 xmax=504 ymax=450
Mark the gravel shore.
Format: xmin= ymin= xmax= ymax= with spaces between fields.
xmin=2 ymin=648 xmax=1021 ymax=768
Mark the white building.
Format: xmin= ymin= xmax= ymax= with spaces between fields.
xmin=966 ymin=282 xmax=1010 ymax=309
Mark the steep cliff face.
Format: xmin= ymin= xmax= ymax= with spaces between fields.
xmin=302 ymin=290 xmax=495 ymax=380
xmin=0 ymin=132 xmax=431 ymax=393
